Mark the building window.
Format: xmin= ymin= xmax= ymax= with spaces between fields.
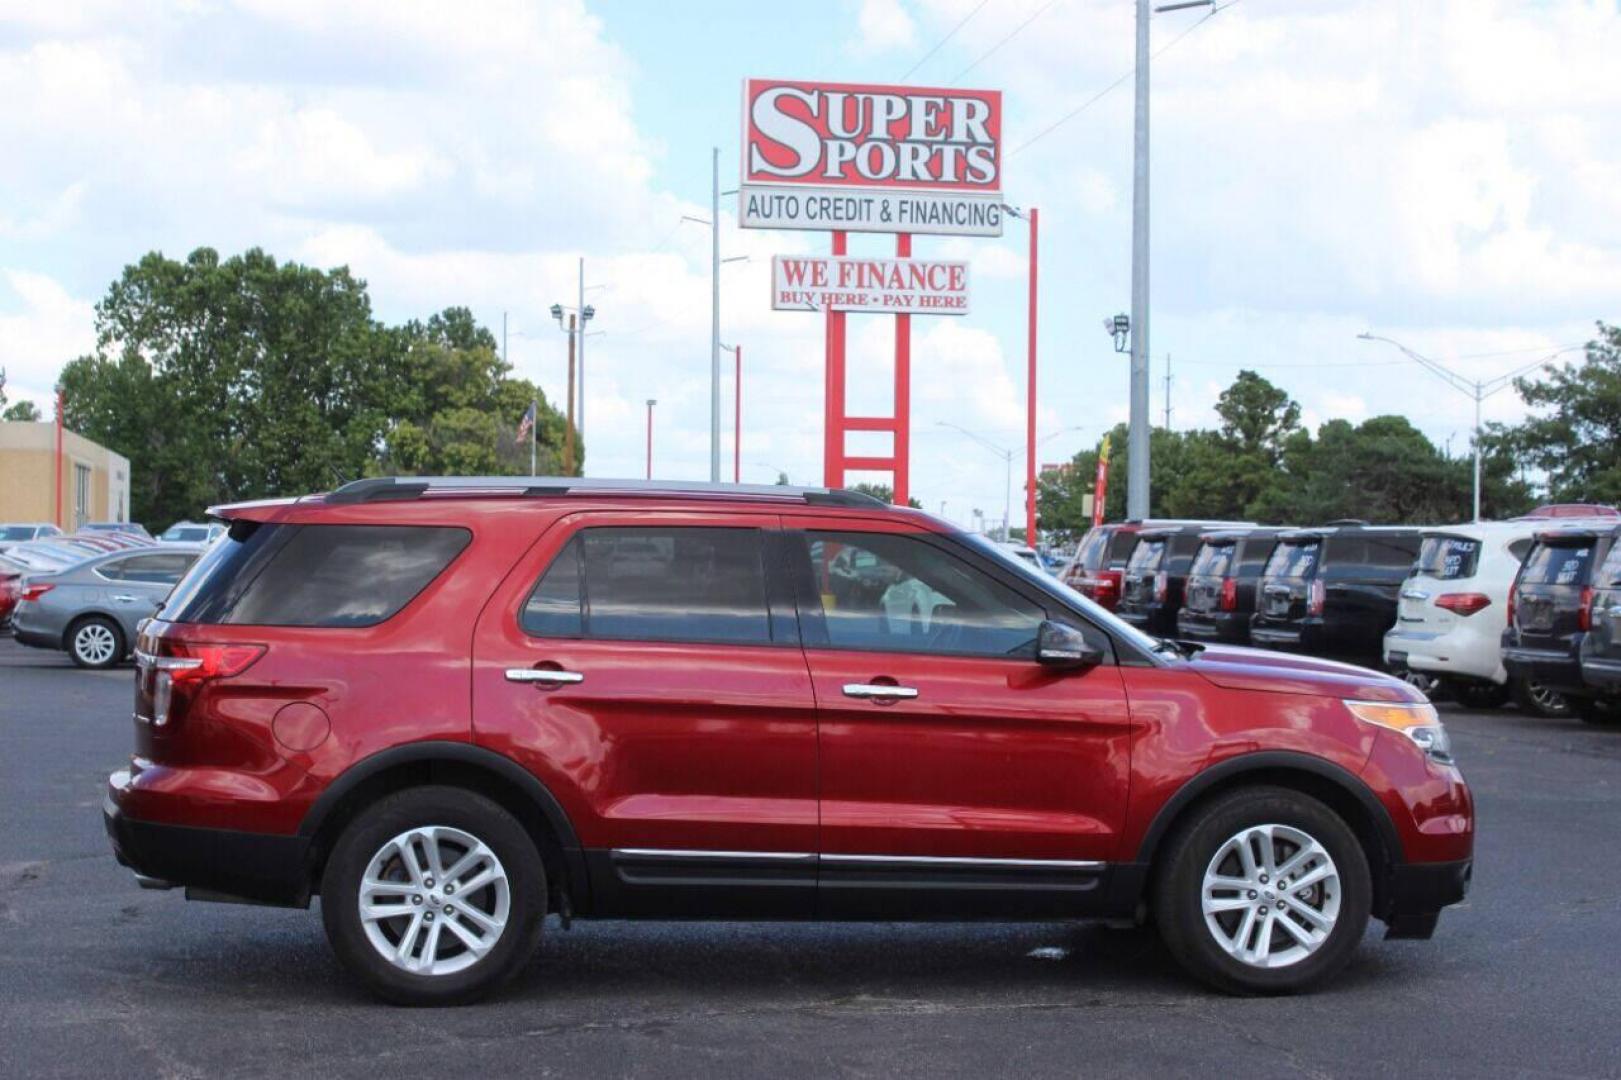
xmin=74 ymin=463 xmax=92 ymax=529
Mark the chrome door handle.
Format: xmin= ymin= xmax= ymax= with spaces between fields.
xmin=505 ymin=668 xmax=584 ymax=685
xmin=111 ymin=594 xmax=139 ymax=603
xmin=842 ymin=683 xmax=919 ymax=700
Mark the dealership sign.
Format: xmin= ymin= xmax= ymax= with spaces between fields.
xmin=740 ymin=79 xmax=1004 ymax=236
xmin=772 ymin=255 xmax=970 ymax=315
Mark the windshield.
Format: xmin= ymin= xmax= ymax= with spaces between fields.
xmin=960 ymin=531 xmax=1165 ymax=657
xmin=1414 ymin=535 xmax=1480 ymax=580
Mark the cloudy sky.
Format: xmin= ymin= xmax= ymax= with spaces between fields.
xmin=2 ymin=0 xmax=1617 ymax=527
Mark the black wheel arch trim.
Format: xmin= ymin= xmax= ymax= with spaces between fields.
xmin=296 ymin=739 xmax=589 ymax=908
xmin=1133 ymin=750 xmax=1404 ymax=870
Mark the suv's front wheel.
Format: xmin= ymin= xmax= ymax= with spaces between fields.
xmin=320 ymin=786 xmax=546 ymax=1005
xmin=1154 ymin=786 xmax=1371 ymax=994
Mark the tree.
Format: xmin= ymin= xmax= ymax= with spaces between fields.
xmin=0 ymin=368 xmax=40 ymax=420
xmin=59 ymin=248 xmax=576 ymax=529
xmin=850 ymin=481 xmax=922 ymax=508
xmin=1500 ymin=322 xmax=1621 ymax=503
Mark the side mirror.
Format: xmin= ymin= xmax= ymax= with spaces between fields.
xmin=1037 ymin=620 xmax=1105 ymax=669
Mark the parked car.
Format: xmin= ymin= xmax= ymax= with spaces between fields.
xmin=11 ymin=545 xmax=204 ymax=668
xmin=1382 ymin=521 xmax=1599 ymax=713
xmin=1501 ymin=525 xmax=1620 ymax=722
xmin=1250 ymin=523 xmax=1425 ymax=668
xmin=79 ymin=521 xmax=151 ymax=538
xmin=0 ymin=522 xmax=63 ymax=553
xmin=1 ymin=541 xmax=88 ymax=629
xmin=999 ymin=541 xmax=1053 ymax=574
xmin=106 ymin=477 xmax=1471 ymax=1004
xmin=159 ymin=520 xmax=227 ymax=544
xmin=1059 ymin=519 xmax=1252 ymax=611
xmin=1578 ymin=533 xmax=1621 ymax=714
xmin=1115 ymin=524 xmax=1214 ymax=637
xmin=1176 ymin=528 xmax=1289 ymax=645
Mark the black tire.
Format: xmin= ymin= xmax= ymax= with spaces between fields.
xmin=67 ymin=615 xmax=124 ymax=669
xmin=1153 ymin=785 xmax=1371 ymax=995
xmin=1575 ymin=697 xmax=1621 ymax=727
xmin=320 ymin=786 xmax=546 ymax=1006
xmin=1513 ymin=677 xmax=1573 ymax=719
xmin=1449 ymin=679 xmax=1510 ymax=710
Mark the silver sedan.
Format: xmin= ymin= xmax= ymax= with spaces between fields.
xmin=11 ymin=544 xmax=205 ymax=668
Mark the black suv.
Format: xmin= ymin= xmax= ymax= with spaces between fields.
xmin=1504 ymin=526 xmax=1620 ymax=721
xmin=1249 ymin=524 xmax=1424 ymax=667
xmin=1176 ymin=528 xmax=1288 ymax=645
xmin=1115 ymin=525 xmax=1212 ymax=637
xmin=1580 ymin=528 xmax=1621 ymax=708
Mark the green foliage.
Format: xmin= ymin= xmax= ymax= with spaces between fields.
xmin=1499 ymin=322 xmax=1621 ymax=503
xmin=850 ymin=481 xmax=923 ymax=508
xmin=0 ymin=367 xmax=40 ymax=420
xmin=57 ymin=248 xmax=576 ymax=529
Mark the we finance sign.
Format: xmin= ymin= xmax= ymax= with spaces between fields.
xmin=740 ymin=79 xmax=1005 ymax=237
xmin=772 ymin=255 xmax=970 ymax=315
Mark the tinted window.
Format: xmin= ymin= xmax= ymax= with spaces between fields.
xmin=802 ymin=532 xmax=1044 ymax=657
xmin=1367 ymin=534 xmax=1421 ymax=568
xmin=1071 ymin=528 xmax=1109 ymax=571
xmin=165 ymin=523 xmax=469 ymax=627
xmin=1126 ymin=538 xmax=1168 ymax=573
xmin=162 ymin=526 xmax=211 ymax=543
xmin=1520 ymin=542 xmax=1595 ymax=587
xmin=1264 ymin=540 xmax=1319 ymax=579
xmin=1105 ymin=530 xmax=1140 ymax=566
xmin=0 ymin=526 xmax=36 ymax=541
xmin=101 ymin=552 xmax=197 ymax=584
xmin=1190 ymin=542 xmax=1236 ymax=579
xmin=1167 ymin=532 xmax=1204 ymax=572
xmin=1597 ymin=542 xmax=1621 ymax=589
xmin=522 ymin=527 xmax=772 ymax=645
xmin=1414 ymin=536 xmax=1480 ymax=580
xmin=1507 ymin=538 xmax=1534 ymax=563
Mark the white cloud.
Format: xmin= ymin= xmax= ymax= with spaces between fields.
xmin=0 ymin=270 xmax=95 ymax=410
xmin=850 ymin=0 xmax=916 ymax=54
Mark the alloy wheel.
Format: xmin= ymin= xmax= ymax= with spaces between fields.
xmin=1527 ymin=681 xmax=1570 ymax=716
xmin=357 ymin=825 xmax=511 ymax=977
xmin=74 ymin=622 xmax=118 ymax=666
xmin=1201 ymin=823 xmax=1342 ymax=969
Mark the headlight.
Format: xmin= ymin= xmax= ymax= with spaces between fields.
xmin=1344 ymin=700 xmax=1454 ymax=765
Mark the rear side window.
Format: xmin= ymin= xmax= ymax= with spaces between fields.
xmin=1105 ymin=529 xmax=1140 ymax=566
xmin=1070 ymin=528 xmax=1108 ymax=571
xmin=1520 ymin=542 xmax=1595 ymax=587
xmin=1126 ymin=538 xmax=1168 ymax=573
xmin=1190 ymin=542 xmax=1236 ymax=578
xmin=1166 ymin=532 xmax=1204 ymax=573
xmin=522 ymin=526 xmax=772 ymax=645
xmin=100 ymin=552 xmax=198 ymax=585
xmin=1264 ymin=540 xmax=1319 ymax=579
xmin=164 ymin=523 xmax=469 ymax=627
xmin=1598 ymin=542 xmax=1621 ymax=589
xmin=1414 ymin=536 xmax=1479 ymax=580
xmin=1367 ymin=534 xmax=1421 ymax=569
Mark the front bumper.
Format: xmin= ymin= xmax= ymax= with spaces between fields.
xmin=105 ymin=774 xmax=310 ymax=906
xmin=1382 ymin=859 xmax=1472 ymax=939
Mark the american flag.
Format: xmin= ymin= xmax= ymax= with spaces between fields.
xmin=515 ymin=402 xmax=535 ymax=445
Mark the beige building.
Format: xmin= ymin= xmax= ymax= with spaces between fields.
xmin=0 ymin=421 xmax=131 ymax=530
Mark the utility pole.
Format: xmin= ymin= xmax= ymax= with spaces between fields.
xmin=564 ymin=314 xmax=577 ymax=475
xmin=577 ymin=257 xmax=586 ymax=449
xmin=645 ymin=399 xmax=656 ymax=479
xmin=1163 ymin=352 xmax=1173 ymax=430
xmin=1025 ymin=208 xmax=1039 ymax=545
xmin=1128 ymin=0 xmax=1152 ymax=520
xmin=710 ymin=146 xmax=721 ymax=482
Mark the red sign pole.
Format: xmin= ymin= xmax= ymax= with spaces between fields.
xmin=893 ymin=233 xmax=912 ymax=506
xmin=823 ymin=231 xmax=848 ymax=488
xmin=1024 ymin=208 xmax=1039 ymax=542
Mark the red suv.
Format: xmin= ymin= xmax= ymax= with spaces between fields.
xmin=105 ymin=478 xmax=1472 ymax=1003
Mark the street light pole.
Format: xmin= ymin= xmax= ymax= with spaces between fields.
xmin=1356 ymin=334 xmax=1580 ymax=521
xmin=1128 ymin=0 xmax=1151 ymax=521
xmin=645 ymin=399 xmax=656 ymax=479
xmin=710 ymin=146 xmax=721 ymax=482
xmin=577 ymin=257 xmax=587 ymax=448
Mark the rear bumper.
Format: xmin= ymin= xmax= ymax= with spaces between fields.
xmin=1382 ymin=859 xmax=1472 ymax=939
xmin=104 ymin=775 xmax=310 ymax=906
xmin=1578 ymin=654 xmax=1621 ymax=695
xmin=1502 ymin=645 xmax=1585 ymax=693
xmin=1384 ymin=627 xmax=1505 ymax=683
xmin=1177 ymin=611 xmax=1249 ymax=644
xmin=12 ymin=625 xmax=59 ymax=650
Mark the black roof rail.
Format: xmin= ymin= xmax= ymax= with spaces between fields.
xmin=324 ymin=476 xmax=891 ymax=509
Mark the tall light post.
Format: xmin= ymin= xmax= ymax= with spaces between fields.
xmin=1356 ymin=333 xmax=1579 ymax=521
xmin=1007 ymin=205 xmax=1040 ymax=545
xmin=721 ymin=343 xmax=742 ymax=484
xmin=645 ymin=399 xmax=656 ymax=479
xmin=1127 ymin=0 xmax=1216 ymax=520
xmin=550 ymin=305 xmax=590 ymax=475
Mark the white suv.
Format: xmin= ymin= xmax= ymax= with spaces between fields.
xmin=1383 ymin=520 xmax=1608 ymax=713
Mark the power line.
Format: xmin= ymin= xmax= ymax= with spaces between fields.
xmin=901 ymin=0 xmax=995 ymax=82
xmin=1010 ymin=0 xmax=1236 ymax=157
xmin=949 ymin=0 xmax=1064 ymax=84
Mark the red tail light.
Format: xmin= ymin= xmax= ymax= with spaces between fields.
xmin=144 ymin=640 xmax=266 ymax=726
xmin=1153 ymin=571 xmax=1169 ymax=603
xmin=1220 ymin=578 xmax=1238 ymax=612
xmin=1308 ymin=578 xmax=1326 ymax=617
xmin=1578 ymin=586 xmax=1595 ymax=632
xmin=1435 ymin=592 xmax=1492 ymax=617
xmin=1506 ymin=569 xmax=1521 ymax=627
xmin=20 ymin=583 xmax=54 ymax=603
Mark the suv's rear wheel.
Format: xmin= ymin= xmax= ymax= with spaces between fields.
xmin=1153 ymin=786 xmax=1371 ymax=995
xmin=1513 ymin=678 xmax=1573 ymax=719
xmin=320 ymin=786 xmax=545 ymax=1005
xmin=68 ymin=616 xmax=123 ymax=669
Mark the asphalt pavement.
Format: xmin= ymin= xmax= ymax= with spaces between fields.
xmin=3 ymin=635 xmax=1619 ymax=1079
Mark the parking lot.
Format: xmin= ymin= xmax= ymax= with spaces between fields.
xmin=2 ymin=635 xmax=1618 ymax=1079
